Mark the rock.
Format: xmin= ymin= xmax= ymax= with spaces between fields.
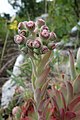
xmin=1 ymin=54 xmax=25 ymax=109
xmin=70 ymin=21 xmax=80 ymax=37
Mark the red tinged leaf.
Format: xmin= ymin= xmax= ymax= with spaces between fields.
xmin=35 ymin=66 xmax=50 ymax=88
xmin=59 ymin=108 xmax=65 ymax=120
xmin=65 ymin=111 xmax=76 ymax=119
xmin=73 ymin=74 xmax=80 ymax=95
xmin=65 ymin=81 xmax=73 ymax=105
xmin=68 ymin=96 xmax=80 ymax=111
xmin=69 ymin=50 xmax=76 ymax=80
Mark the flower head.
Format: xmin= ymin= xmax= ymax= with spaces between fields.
xmin=18 ymin=22 xmax=24 ymax=29
xmin=26 ymin=39 xmax=33 ymax=49
xmin=33 ymin=39 xmax=41 ymax=49
xmin=48 ymin=42 xmax=56 ymax=50
xmin=49 ymin=32 xmax=56 ymax=41
xmin=41 ymin=45 xmax=49 ymax=54
xmin=40 ymin=29 xmax=50 ymax=40
xmin=37 ymin=19 xmax=45 ymax=27
xmin=40 ymin=25 xmax=49 ymax=31
xmin=14 ymin=34 xmax=25 ymax=44
xmin=26 ymin=21 xmax=35 ymax=31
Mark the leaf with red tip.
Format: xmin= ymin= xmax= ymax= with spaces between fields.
xmin=68 ymin=96 xmax=80 ymax=111
xmin=65 ymin=81 xmax=73 ymax=105
xmin=73 ymin=74 xmax=80 ymax=95
xmin=52 ymin=87 xmax=66 ymax=109
xmin=59 ymin=108 xmax=65 ymax=120
xmin=65 ymin=111 xmax=76 ymax=119
xmin=60 ymin=83 xmax=67 ymax=102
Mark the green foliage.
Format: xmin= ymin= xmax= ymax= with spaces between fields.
xmin=48 ymin=0 xmax=78 ymax=38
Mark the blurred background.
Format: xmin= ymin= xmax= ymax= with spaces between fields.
xmin=0 ymin=0 xmax=80 ymax=100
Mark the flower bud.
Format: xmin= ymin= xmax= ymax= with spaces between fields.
xmin=48 ymin=42 xmax=56 ymax=50
xmin=41 ymin=45 xmax=49 ymax=54
xmin=40 ymin=29 xmax=50 ymax=40
xmin=33 ymin=39 xmax=41 ymax=49
xmin=19 ymin=30 xmax=26 ymax=36
xmin=26 ymin=21 xmax=35 ymax=31
xmin=26 ymin=39 xmax=33 ymax=49
xmin=12 ymin=106 xmax=21 ymax=116
xmin=40 ymin=25 xmax=49 ymax=31
xmin=37 ymin=19 xmax=45 ymax=27
xmin=14 ymin=35 xmax=25 ymax=44
xmin=49 ymin=32 xmax=56 ymax=41
xmin=18 ymin=22 xmax=24 ymax=29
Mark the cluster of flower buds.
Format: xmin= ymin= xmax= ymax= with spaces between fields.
xmin=14 ymin=19 xmax=57 ymax=55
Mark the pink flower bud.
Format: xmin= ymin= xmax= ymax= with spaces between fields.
xmin=12 ymin=106 xmax=21 ymax=116
xmin=26 ymin=21 xmax=35 ymax=31
xmin=48 ymin=42 xmax=56 ymax=50
xmin=19 ymin=30 xmax=26 ymax=36
xmin=41 ymin=45 xmax=49 ymax=54
xmin=26 ymin=39 xmax=33 ymax=48
xmin=18 ymin=22 xmax=24 ymax=29
xmin=49 ymin=32 xmax=56 ymax=41
xmin=33 ymin=39 xmax=41 ymax=49
xmin=40 ymin=25 xmax=49 ymax=31
xmin=14 ymin=35 xmax=24 ymax=44
xmin=40 ymin=29 xmax=50 ymax=40
xmin=37 ymin=19 xmax=45 ymax=27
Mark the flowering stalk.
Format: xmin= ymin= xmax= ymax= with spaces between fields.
xmin=14 ymin=19 xmax=56 ymax=120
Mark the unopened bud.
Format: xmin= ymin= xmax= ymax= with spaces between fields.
xmin=48 ymin=42 xmax=56 ymax=50
xmin=37 ymin=19 xmax=45 ymax=27
xmin=14 ymin=35 xmax=24 ymax=44
xmin=40 ymin=25 xmax=49 ymax=31
xmin=33 ymin=39 xmax=41 ymax=49
xmin=49 ymin=32 xmax=56 ymax=41
xmin=41 ymin=45 xmax=49 ymax=54
xmin=12 ymin=106 xmax=21 ymax=116
xmin=26 ymin=21 xmax=35 ymax=31
xmin=18 ymin=22 xmax=24 ymax=29
xmin=19 ymin=30 xmax=26 ymax=36
xmin=26 ymin=39 xmax=33 ymax=49
xmin=40 ymin=29 xmax=50 ymax=40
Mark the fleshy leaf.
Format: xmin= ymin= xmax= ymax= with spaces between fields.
xmin=69 ymin=50 xmax=76 ymax=80
xmin=76 ymin=47 xmax=80 ymax=70
xmin=37 ymin=51 xmax=51 ymax=76
xmin=73 ymin=74 xmax=80 ymax=95
xmin=65 ymin=111 xmax=76 ymax=120
xmin=52 ymin=86 xmax=66 ymax=109
xmin=59 ymin=108 xmax=65 ymax=120
xmin=65 ymin=81 xmax=73 ymax=105
xmin=35 ymin=66 xmax=50 ymax=88
xmin=68 ymin=96 xmax=80 ymax=111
